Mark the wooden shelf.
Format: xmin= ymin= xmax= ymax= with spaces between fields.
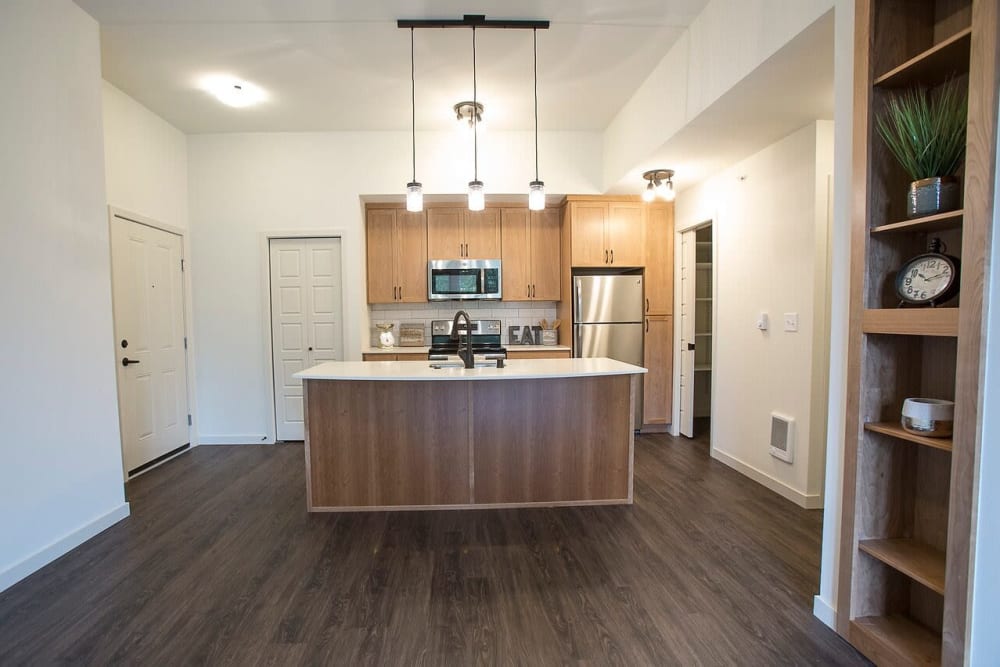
xmin=874 ymin=27 xmax=972 ymax=88
xmin=859 ymin=538 xmax=946 ymax=594
xmin=864 ymin=422 xmax=953 ymax=452
xmin=694 ymin=365 xmax=711 ymax=372
xmin=696 ymin=262 xmax=712 ymax=269
xmin=696 ymin=297 xmax=712 ymax=302
xmin=871 ymin=210 xmax=964 ymax=235
xmin=851 ymin=615 xmax=941 ymax=666
xmin=862 ymin=308 xmax=959 ymax=337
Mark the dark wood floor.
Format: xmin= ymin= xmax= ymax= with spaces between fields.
xmin=0 ymin=432 xmax=866 ymax=665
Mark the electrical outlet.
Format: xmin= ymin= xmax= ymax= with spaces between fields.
xmin=784 ymin=313 xmax=799 ymax=332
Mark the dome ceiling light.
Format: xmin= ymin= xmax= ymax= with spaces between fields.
xmin=642 ymin=169 xmax=676 ymax=202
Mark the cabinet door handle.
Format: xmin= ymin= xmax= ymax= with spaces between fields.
xmin=610 ymin=249 xmax=614 ymax=264
xmin=604 ymin=249 xmax=609 ymax=264
xmin=398 ymin=286 xmax=403 ymax=300
xmin=645 ymin=318 xmax=649 ymax=333
xmin=527 ymin=284 xmax=531 ymax=298
xmin=531 ymin=284 xmax=535 ymax=298
xmin=646 ymin=298 xmax=650 ymax=312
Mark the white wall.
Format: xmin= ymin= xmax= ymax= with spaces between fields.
xmin=102 ymin=81 xmax=189 ymax=229
xmin=603 ymin=0 xmax=833 ymax=189
xmin=188 ymin=130 xmax=601 ymax=443
xmin=674 ymin=121 xmax=833 ymax=508
xmin=0 ymin=0 xmax=128 ymax=592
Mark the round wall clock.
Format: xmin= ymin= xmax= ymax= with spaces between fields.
xmin=894 ymin=238 xmax=960 ymax=306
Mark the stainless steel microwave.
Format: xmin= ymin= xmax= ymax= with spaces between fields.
xmin=427 ymin=259 xmax=502 ymax=301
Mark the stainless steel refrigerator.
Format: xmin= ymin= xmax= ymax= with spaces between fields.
xmin=573 ymin=274 xmax=645 ymax=424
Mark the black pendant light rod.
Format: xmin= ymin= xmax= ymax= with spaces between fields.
xmin=472 ymin=26 xmax=478 ymax=182
xmin=532 ymin=28 xmax=539 ymax=182
xmin=410 ymin=27 xmax=416 ymax=183
xmin=398 ymin=15 xmax=549 ymax=30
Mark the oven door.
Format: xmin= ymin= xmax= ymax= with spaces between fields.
xmin=427 ymin=260 xmax=501 ymax=300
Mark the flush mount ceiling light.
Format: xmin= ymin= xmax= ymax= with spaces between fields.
xmin=200 ymin=75 xmax=266 ymax=108
xmin=454 ymin=101 xmax=484 ymax=128
xmin=642 ymin=169 xmax=676 ymax=202
xmin=398 ymin=14 xmax=550 ymax=212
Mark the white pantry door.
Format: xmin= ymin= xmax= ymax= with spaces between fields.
xmin=678 ymin=229 xmax=697 ymax=437
xmin=269 ymin=238 xmax=344 ymax=441
xmin=111 ymin=216 xmax=190 ymax=474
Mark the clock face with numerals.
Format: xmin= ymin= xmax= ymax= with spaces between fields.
xmin=895 ymin=252 xmax=959 ymax=305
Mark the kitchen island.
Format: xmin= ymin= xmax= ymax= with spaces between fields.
xmin=294 ymin=358 xmax=646 ymax=511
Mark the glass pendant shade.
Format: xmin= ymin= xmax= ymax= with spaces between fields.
xmin=662 ymin=181 xmax=676 ymax=202
xmin=406 ymin=182 xmax=423 ymax=212
xmin=642 ymin=181 xmax=656 ymax=202
xmin=528 ymin=181 xmax=545 ymax=210
xmin=468 ymin=180 xmax=485 ymax=211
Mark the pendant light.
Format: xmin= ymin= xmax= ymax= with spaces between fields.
xmin=467 ymin=26 xmax=485 ymax=211
xmin=642 ymin=169 xmax=676 ymax=202
xmin=528 ymin=28 xmax=545 ymax=211
xmin=405 ymin=28 xmax=423 ymax=212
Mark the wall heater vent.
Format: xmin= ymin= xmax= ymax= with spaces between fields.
xmin=769 ymin=412 xmax=794 ymax=463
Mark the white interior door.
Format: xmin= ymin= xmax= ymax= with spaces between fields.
xmin=270 ymin=238 xmax=343 ymax=441
xmin=111 ymin=215 xmax=190 ymax=474
xmin=678 ymin=229 xmax=697 ymax=437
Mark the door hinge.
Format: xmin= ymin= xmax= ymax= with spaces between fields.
xmin=187 ymin=414 xmax=192 ymax=426
xmin=180 ymin=258 xmax=185 ymax=272
xmin=183 ymin=336 xmax=188 ymax=349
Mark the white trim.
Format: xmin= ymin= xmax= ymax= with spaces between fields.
xmin=812 ymin=595 xmax=837 ymax=629
xmin=258 ymin=229 xmax=350 ymax=445
xmin=710 ymin=448 xmax=823 ymax=509
xmin=107 ymin=206 xmax=199 ymax=481
xmin=198 ymin=435 xmax=272 ymax=445
xmin=0 ymin=503 xmax=130 ymax=593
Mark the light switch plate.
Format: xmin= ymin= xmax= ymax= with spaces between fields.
xmin=756 ymin=312 xmax=769 ymax=331
xmin=784 ymin=313 xmax=799 ymax=332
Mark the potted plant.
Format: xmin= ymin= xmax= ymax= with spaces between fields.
xmin=876 ymin=77 xmax=968 ymax=218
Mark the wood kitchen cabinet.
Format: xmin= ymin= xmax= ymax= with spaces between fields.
xmin=642 ymin=315 xmax=673 ymax=427
xmin=644 ymin=202 xmax=674 ymax=315
xmin=500 ymin=207 xmax=560 ymax=301
xmin=567 ymin=200 xmax=645 ymax=267
xmin=365 ymin=207 xmax=427 ymax=304
xmin=427 ymin=207 xmax=500 ymax=259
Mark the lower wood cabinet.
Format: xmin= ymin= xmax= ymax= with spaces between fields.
xmin=506 ymin=349 xmax=571 ymax=360
xmin=642 ymin=315 xmax=673 ymax=427
xmin=362 ymin=353 xmax=427 ymax=361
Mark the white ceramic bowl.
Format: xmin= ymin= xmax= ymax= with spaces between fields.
xmin=901 ymin=398 xmax=954 ymax=438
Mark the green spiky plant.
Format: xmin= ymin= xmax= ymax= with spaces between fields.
xmin=876 ymin=77 xmax=968 ymax=181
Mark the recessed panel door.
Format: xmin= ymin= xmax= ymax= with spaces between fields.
xmin=270 ymin=237 xmax=344 ymax=441
xmin=111 ymin=215 xmax=189 ymax=474
xmin=679 ymin=229 xmax=696 ymax=437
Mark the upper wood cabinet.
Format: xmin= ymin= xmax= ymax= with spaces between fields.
xmin=644 ymin=203 xmax=674 ymax=315
xmin=365 ymin=207 xmax=427 ymax=304
xmin=427 ymin=207 xmax=500 ymax=259
xmin=500 ymin=207 xmax=560 ymax=301
xmin=567 ymin=200 xmax=645 ymax=267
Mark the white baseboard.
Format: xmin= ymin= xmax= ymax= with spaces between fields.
xmin=198 ymin=434 xmax=273 ymax=445
xmin=0 ymin=502 xmax=130 ymax=594
xmin=813 ymin=595 xmax=837 ymax=629
xmin=710 ymin=449 xmax=823 ymax=509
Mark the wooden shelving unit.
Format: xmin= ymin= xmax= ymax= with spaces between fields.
xmin=837 ymin=1 xmax=997 ymax=665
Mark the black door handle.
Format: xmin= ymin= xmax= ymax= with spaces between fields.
xmin=122 ymin=357 xmax=140 ymax=366
xmin=687 ymin=343 xmax=696 ymax=351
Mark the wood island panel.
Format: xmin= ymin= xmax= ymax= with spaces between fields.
xmin=304 ymin=379 xmax=471 ymax=509
xmin=471 ymin=375 xmax=633 ymax=504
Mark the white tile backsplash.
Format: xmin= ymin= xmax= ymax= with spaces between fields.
xmin=370 ymin=301 xmax=558 ymax=345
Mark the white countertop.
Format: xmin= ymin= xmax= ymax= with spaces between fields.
xmin=361 ymin=344 xmax=571 ymax=354
xmin=295 ymin=357 xmax=646 ymax=381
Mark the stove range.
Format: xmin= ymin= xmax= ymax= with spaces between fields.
xmin=428 ymin=318 xmax=507 ymax=357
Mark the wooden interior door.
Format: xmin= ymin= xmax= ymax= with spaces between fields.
xmin=530 ymin=207 xmax=561 ymax=301
xmin=427 ymin=208 xmax=463 ymax=259
xmin=607 ymin=202 xmax=645 ymax=267
xmin=395 ymin=210 xmax=427 ymax=303
xmin=570 ymin=202 xmax=608 ymax=267
xmin=366 ymin=209 xmax=396 ymax=303
xmin=464 ymin=208 xmax=501 ymax=259
xmin=642 ymin=315 xmax=673 ymax=426
xmin=111 ymin=215 xmax=190 ymax=474
xmin=644 ymin=203 xmax=673 ymax=314
xmin=678 ymin=229 xmax=697 ymax=437
xmin=500 ymin=207 xmax=531 ymax=300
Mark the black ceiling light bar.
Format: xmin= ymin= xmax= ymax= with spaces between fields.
xmin=397 ymin=14 xmax=549 ymax=30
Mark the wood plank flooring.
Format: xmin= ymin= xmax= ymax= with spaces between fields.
xmin=0 ymin=433 xmax=867 ymax=665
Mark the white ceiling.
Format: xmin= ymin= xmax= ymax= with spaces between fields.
xmin=76 ymin=0 xmax=711 ymax=133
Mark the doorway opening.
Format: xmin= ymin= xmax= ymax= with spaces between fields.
xmin=109 ymin=210 xmax=191 ymax=478
xmin=267 ymin=237 xmax=344 ymax=442
xmin=679 ymin=222 xmax=714 ymax=439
